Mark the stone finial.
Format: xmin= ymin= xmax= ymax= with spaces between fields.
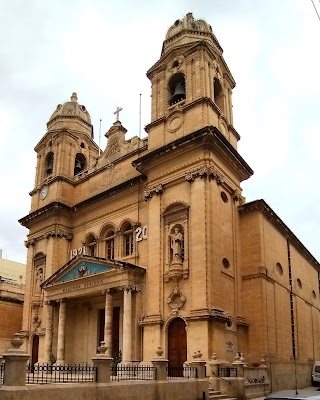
xmin=232 ymin=352 xmax=241 ymax=364
xmin=97 ymin=341 xmax=108 ymax=354
xmin=156 ymin=346 xmax=164 ymax=357
xmin=197 ymin=350 xmax=202 ymax=359
xmin=71 ymin=92 xmax=78 ymax=102
xmin=259 ymin=355 xmax=267 ymax=368
xmin=7 ymin=333 xmax=25 ymax=354
xmin=211 ymin=353 xmax=217 ymax=361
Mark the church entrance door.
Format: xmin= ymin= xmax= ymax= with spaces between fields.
xmin=168 ymin=318 xmax=187 ymax=376
xmin=31 ymin=334 xmax=39 ymax=365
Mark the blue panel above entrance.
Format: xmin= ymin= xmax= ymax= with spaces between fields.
xmin=57 ymin=261 xmax=113 ymax=282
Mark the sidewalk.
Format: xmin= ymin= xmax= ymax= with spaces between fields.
xmin=251 ymin=386 xmax=319 ymax=400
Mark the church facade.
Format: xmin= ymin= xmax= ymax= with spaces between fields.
xmin=19 ymin=13 xmax=320 ymax=388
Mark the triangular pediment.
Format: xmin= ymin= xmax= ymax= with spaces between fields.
xmin=42 ymin=255 xmax=135 ymax=287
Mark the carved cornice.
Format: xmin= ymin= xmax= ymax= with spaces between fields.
xmin=186 ymin=308 xmax=229 ymax=323
xmin=144 ymin=184 xmax=163 ymax=200
xmin=25 ymin=238 xmax=36 ymax=248
xmin=185 ymin=163 xmax=245 ymax=203
xmin=45 ymin=230 xmax=73 ymax=240
xmin=185 ymin=164 xmax=224 ymax=183
xmin=19 ymin=202 xmax=72 ymax=228
xmin=239 ymin=199 xmax=319 ymax=269
xmin=232 ymin=189 xmax=245 ymax=205
xmin=236 ymin=316 xmax=249 ymax=327
xmin=118 ymin=285 xmax=141 ymax=293
xmin=139 ymin=315 xmax=164 ymax=326
xmin=25 ymin=228 xmax=73 ymax=247
xmin=210 ymin=308 xmax=230 ymax=323
xmin=133 ymin=125 xmax=253 ymax=183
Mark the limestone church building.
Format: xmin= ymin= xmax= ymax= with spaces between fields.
xmin=19 ymin=13 xmax=320 ymax=385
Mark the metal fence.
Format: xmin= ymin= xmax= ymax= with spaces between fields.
xmin=110 ymin=364 xmax=156 ymax=381
xmin=167 ymin=365 xmax=198 ymax=379
xmin=0 ymin=363 xmax=4 ymax=384
xmin=218 ymin=366 xmax=237 ymax=377
xmin=26 ymin=363 xmax=97 ymax=384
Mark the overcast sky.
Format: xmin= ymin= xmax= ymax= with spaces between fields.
xmin=0 ymin=0 xmax=319 ymax=264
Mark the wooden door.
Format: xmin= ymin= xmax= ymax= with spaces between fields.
xmin=31 ymin=335 xmax=39 ymax=365
xmin=168 ymin=318 xmax=187 ymax=367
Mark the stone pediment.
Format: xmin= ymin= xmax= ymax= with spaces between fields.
xmin=42 ymin=255 xmax=144 ymax=288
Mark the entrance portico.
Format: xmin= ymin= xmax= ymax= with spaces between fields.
xmin=41 ymin=255 xmax=145 ymax=364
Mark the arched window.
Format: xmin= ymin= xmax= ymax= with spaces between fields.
xmin=74 ymin=153 xmax=87 ymax=175
xmin=105 ymin=229 xmax=115 ymax=259
xmin=213 ymin=78 xmax=225 ymax=113
xmin=168 ymin=73 xmax=186 ymax=106
xmin=122 ymin=222 xmax=134 ymax=257
xmin=85 ymin=234 xmax=97 ymax=257
xmin=45 ymin=152 xmax=54 ymax=176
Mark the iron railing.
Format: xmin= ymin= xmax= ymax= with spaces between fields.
xmin=110 ymin=364 xmax=156 ymax=381
xmin=0 ymin=363 xmax=4 ymax=384
xmin=26 ymin=363 xmax=97 ymax=384
xmin=218 ymin=366 xmax=237 ymax=377
xmin=167 ymin=365 xmax=198 ymax=379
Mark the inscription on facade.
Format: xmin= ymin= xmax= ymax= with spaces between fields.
xmin=62 ymin=279 xmax=104 ymax=293
xmin=70 ymin=246 xmax=86 ymax=260
xmin=135 ymin=226 xmax=147 ymax=242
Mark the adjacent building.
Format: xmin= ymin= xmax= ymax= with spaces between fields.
xmin=0 ymin=253 xmax=25 ymax=355
xmin=19 ymin=13 xmax=320 ymax=390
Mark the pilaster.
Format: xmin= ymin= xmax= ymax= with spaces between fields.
xmin=189 ymin=177 xmax=208 ymax=313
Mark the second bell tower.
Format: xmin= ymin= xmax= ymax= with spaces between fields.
xmin=146 ymin=12 xmax=240 ymax=151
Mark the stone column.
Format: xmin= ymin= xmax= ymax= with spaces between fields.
xmin=122 ymin=288 xmax=132 ymax=363
xmin=103 ymin=289 xmax=113 ymax=358
xmin=44 ymin=301 xmax=54 ymax=363
xmin=56 ymin=299 xmax=67 ymax=364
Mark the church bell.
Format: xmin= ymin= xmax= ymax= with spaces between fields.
xmin=74 ymin=160 xmax=83 ymax=175
xmin=169 ymin=81 xmax=186 ymax=106
xmin=46 ymin=159 xmax=53 ymax=175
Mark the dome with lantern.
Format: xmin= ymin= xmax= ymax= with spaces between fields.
xmin=162 ymin=12 xmax=223 ymax=56
xmin=47 ymin=92 xmax=93 ymax=138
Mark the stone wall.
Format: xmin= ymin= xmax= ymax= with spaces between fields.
xmin=270 ymin=361 xmax=313 ymax=392
xmin=0 ymin=379 xmax=209 ymax=400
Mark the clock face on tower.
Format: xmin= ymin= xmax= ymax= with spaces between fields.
xmin=40 ymin=185 xmax=49 ymax=200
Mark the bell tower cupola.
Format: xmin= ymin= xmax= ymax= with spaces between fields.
xmin=146 ymin=12 xmax=239 ymax=151
xmin=47 ymin=92 xmax=93 ymax=138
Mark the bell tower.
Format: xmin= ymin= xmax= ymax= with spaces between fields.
xmin=31 ymin=92 xmax=99 ymax=212
xmin=146 ymin=12 xmax=239 ymax=151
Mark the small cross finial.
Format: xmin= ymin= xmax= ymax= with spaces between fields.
xmin=113 ymin=106 xmax=122 ymax=122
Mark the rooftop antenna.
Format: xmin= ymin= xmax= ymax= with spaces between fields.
xmin=98 ymin=119 xmax=102 ymax=156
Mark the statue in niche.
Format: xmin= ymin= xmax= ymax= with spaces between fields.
xmin=35 ymin=267 xmax=43 ymax=295
xmin=169 ymin=226 xmax=183 ymax=263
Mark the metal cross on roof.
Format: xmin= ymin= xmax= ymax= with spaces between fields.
xmin=113 ymin=106 xmax=122 ymax=121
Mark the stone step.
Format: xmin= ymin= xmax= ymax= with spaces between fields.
xmin=208 ymin=390 xmax=237 ymax=400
